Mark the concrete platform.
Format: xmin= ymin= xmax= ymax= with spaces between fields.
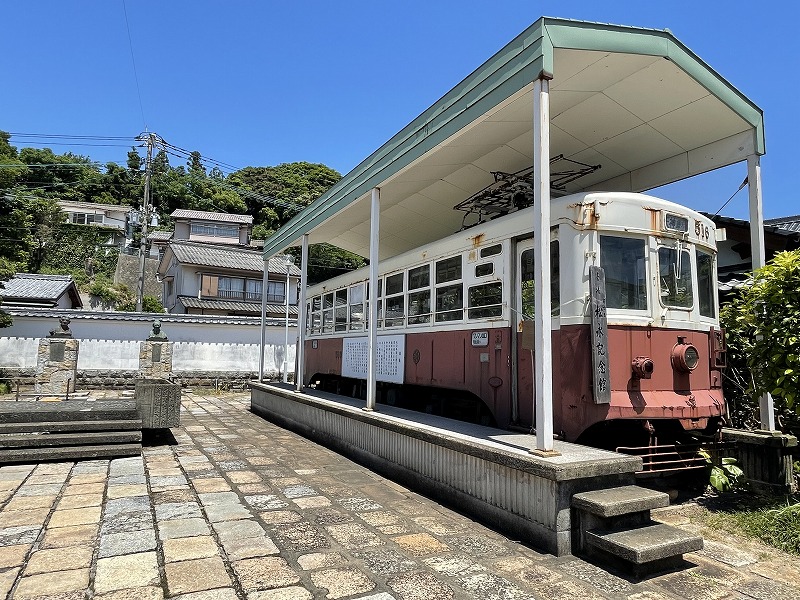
xmin=250 ymin=382 xmax=642 ymax=555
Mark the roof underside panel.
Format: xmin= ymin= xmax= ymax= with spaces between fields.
xmin=262 ymin=17 xmax=764 ymax=261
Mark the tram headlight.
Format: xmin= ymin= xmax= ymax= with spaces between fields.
xmin=671 ymin=339 xmax=700 ymax=373
xmin=631 ymin=356 xmax=654 ymax=379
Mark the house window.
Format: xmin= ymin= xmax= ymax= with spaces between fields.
xmin=190 ymin=223 xmax=239 ymax=238
xmin=71 ymin=212 xmax=104 ymax=225
xmin=265 ymin=280 xmax=286 ymax=303
xmin=218 ymin=277 xmax=244 ymax=299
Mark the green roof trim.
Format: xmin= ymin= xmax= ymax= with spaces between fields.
xmin=263 ymin=17 xmax=765 ymax=259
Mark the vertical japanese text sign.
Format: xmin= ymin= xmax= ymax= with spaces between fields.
xmin=589 ymin=266 xmax=611 ymax=404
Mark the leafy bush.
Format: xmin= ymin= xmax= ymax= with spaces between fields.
xmin=720 ymin=250 xmax=800 ymax=432
xmin=699 ymin=450 xmax=745 ymax=492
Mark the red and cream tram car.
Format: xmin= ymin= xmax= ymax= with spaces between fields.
xmin=302 ymin=191 xmax=725 ymax=450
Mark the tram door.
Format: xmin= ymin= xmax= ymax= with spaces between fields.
xmin=514 ymin=235 xmax=560 ymax=428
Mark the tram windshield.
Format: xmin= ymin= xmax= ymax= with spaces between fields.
xmin=600 ymin=236 xmax=648 ymax=310
xmin=658 ymin=246 xmax=693 ymax=308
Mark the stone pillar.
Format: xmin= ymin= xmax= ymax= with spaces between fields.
xmin=35 ymin=338 xmax=79 ymax=394
xmin=139 ymin=341 xmax=173 ymax=379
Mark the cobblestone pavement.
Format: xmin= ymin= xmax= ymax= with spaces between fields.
xmin=0 ymin=391 xmax=799 ymax=599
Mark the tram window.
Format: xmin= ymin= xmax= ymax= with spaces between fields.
xmin=349 ymin=284 xmax=365 ymax=330
xmin=658 ymin=247 xmax=693 ymax=308
xmin=436 ymin=256 xmax=462 ymax=283
xmin=436 ymin=284 xmax=463 ymax=322
xmin=468 ymin=283 xmax=502 ymax=319
xmin=480 ymin=244 xmax=502 ymax=258
xmin=323 ymin=293 xmax=334 ymax=310
xmin=519 ymin=240 xmax=560 ymax=318
xmin=600 ymin=236 xmax=648 ymax=310
xmin=386 ymin=273 xmax=404 ymax=295
xmin=334 ymin=289 xmax=348 ymax=331
xmin=408 ymin=290 xmax=431 ymax=324
xmin=311 ymin=310 xmax=321 ymax=333
xmin=312 ymin=296 xmax=321 ymax=312
xmin=322 ymin=308 xmax=333 ymax=333
xmin=385 ymin=295 xmax=405 ymax=327
xmin=697 ymin=250 xmax=715 ymax=318
xmin=475 ymin=263 xmax=493 ymax=277
xmin=408 ymin=265 xmax=430 ymax=290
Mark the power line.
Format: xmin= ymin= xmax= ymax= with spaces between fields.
xmin=713 ymin=176 xmax=749 ymax=216
xmin=121 ymin=0 xmax=147 ymax=130
xmin=8 ymin=132 xmax=135 ymax=141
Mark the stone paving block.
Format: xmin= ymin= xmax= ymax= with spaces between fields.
xmin=69 ymin=472 xmax=109 ymax=485
xmin=109 ymin=474 xmax=148 ymax=486
xmin=94 ymin=585 xmax=164 ymax=599
xmin=312 ymin=509 xmax=352 ymax=525
xmin=392 ymin=533 xmax=450 ymax=557
xmin=238 ymin=483 xmax=273 ymax=495
xmin=193 ymin=478 xmax=233 ymax=493
xmin=25 ymin=545 xmax=94 ymax=574
xmin=95 ymin=551 xmax=160 ymax=593
xmin=163 ymin=535 xmax=220 ymax=562
xmin=490 ymin=556 xmax=560 ymax=586
xmin=309 ymin=567 xmax=376 ymax=599
xmin=412 ymin=516 xmax=468 ymax=536
xmin=165 ymin=556 xmax=232 ymax=595
xmin=556 ymin=556 xmax=634 ymax=595
xmin=107 ymin=484 xmax=149 ymax=499
xmin=153 ymin=489 xmax=197 ymax=505
xmin=0 ymin=567 xmax=19 ymax=598
xmin=155 ymin=502 xmax=203 ymax=520
xmin=531 ymin=578 xmax=608 ymax=600
xmin=158 ymin=518 xmax=211 ymax=540
xmin=0 ymin=543 xmax=30 ymax=568
xmin=4 ymin=494 xmax=57 ymax=511
xmin=57 ymin=492 xmax=104 ymax=509
xmin=0 ymin=507 xmax=50 ymax=527
xmin=356 ymin=548 xmax=418 ymax=575
xmin=15 ymin=483 xmax=63 ymax=497
xmin=697 ymin=539 xmax=758 ymax=567
xmin=99 ymin=529 xmax=157 ymax=558
xmin=337 ymin=497 xmax=383 ymax=511
xmin=297 ymin=552 xmax=345 ymax=571
xmin=229 ymin=471 xmax=262 ymax=484
xmin=14 ymin=567 xmax=90 ymax=598
xmin=40 ymin=524 xmax=98 ymax=549
xmin=104 ymin=495 xmax=151 ymax=517
xmin=171 ymin=589 xmax=239 ymax=600
xmin=259 ymin=510 xmax=303 ymax=525
xmin=273 ymin=522 xmax=330 ymax=552
xmin=387 ymin=570 xmax=454 ymax=600
xmin=325 ymin=523 xmax=384 ymax=549
xmin=358 ymin=511 xmax=401 ymax=527
xmin=101 ymin=507 xmax=154 ymax=533
xmin=292 ymin=496 xmax=331 ymax=509
xmin=214 ymin=519 xmax=266 ymax=541
xmin=49 ymin=505 xmax=102 ymax=528
xmin=245 ymin=495 xmax=288 ymax=510
xmin=231 ymin=556 xmax=300 ymax=593
xmin=221 ymin=535 xmax=280 ymax=560
xmin=63 ymin=482 xmax=105 ymax=496
xmin=446 ymin=534 xmax=510 ymax=557
xmin=423 ymin=554 xmax=486 ymax=578
xmin=205 ymin=503 xmax=252 ymax=522
xmin=0 ymin=524 xmax=41 ymax=546
xmin=246 ymin=586 xmax=313 ymax=600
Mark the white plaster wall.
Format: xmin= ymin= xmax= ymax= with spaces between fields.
xmin=172 ymin=341 xmax=295 ymax=372
xmin=0 ymin=338 xmax=39 ymax=368
xmin=77 ymin=340 xmax=140 ymax=370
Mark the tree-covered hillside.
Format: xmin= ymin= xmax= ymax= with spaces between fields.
xmin=0 ymin=130 xmax=365 ymax=306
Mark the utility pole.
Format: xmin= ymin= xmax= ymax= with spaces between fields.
xmin=135 ymin=132 xmax=156 ymax=312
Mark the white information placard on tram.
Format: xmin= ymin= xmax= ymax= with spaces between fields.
xmin=342 ymin=334 xmax=405 ymax=384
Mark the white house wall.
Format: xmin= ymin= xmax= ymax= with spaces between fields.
xmin=0 ymin=337 xmax=38 ymax=368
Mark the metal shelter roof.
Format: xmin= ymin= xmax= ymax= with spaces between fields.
xmin=262 ymin=17 xmax=764 ymax=261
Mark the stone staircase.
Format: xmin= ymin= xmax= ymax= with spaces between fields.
xmin=0 ymin=400 xmax=142 ymax=464
xmin=572 ymin=485 xmax=702 ymax=576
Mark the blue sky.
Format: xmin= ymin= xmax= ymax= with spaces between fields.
xmin=2 ymin=1 xmax=797 ymax=220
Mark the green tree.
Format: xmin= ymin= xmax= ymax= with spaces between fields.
xmin=721 ymin=250 xmax=800 ymax=429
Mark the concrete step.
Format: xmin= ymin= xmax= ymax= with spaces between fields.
xmin=586 ymin=522 xmax=703 ymax=565
xmin=0 ymin=400 xmax=139 ymax=424
xmin=0 ymin=443 xmax=142 ymax=464
xmin=0 ymin=431 xmax=142 ymax=448
xmin=572 ymin=485 xmax=669 ymax=518
xmin=0 ymin=420 xmax=143 ymax=434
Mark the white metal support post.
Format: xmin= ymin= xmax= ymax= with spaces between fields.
xmin=748 ymin=154 xmax=775 ymax=431
xmin=258 ymin=258 xmax=269 ymax=382
xmin=531 ymin=77 xmax=556 ymax=454
xmin=365 ymin=187 xmax=380 ymax=411
xmin=296 ymin=235 xmax=309 ymax=391
xmin=283 ymin=254 xmax=294 ymax=383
